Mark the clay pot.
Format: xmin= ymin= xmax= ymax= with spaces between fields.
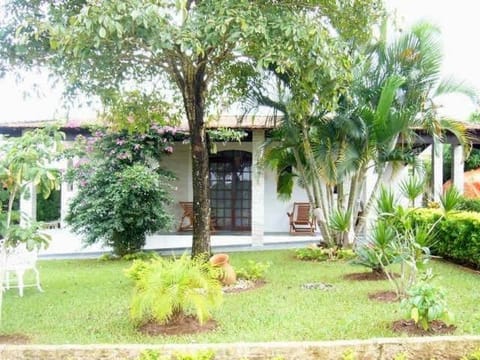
xmin=210 ymin=253 xmax=229 ymax=267
xmin=209 ymin=253 xmax=236 ymax=285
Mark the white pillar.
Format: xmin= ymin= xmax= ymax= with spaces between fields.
xmin=432 ymin=140 xmax=444 ymax=201
xmin=60 ymin=159 xmax=78 ymax=228
xmin=252 ymin=130 xmax=265 ymax=246
xmin=452 ymin=145 xmax=464 ymax=195
xmin=20 ymin=182 xmax=36 ymax=226
xmin=60 ymin=181 xmax=77 ymax=228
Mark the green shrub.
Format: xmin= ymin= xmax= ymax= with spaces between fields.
xmin=295 ymin=247 xmax=355 ymax=262
xmin=67 ymin=163 xmax=174 ymax=256
xmin=335 ymin=249 xmax=356 ymax=260
xmin=401 ymin=276 xmax=453 ymax=331
xmin=295 ymin=247 xmax=329 ymax=261
xmin=236 ymin=261 xmax=271 ymax=281
xmin=458 ymin=198 xmax=480 ymax=213
xmin=410 ymin=209 xmax=480 ymax=268
xmin=66 ymin=127 xmax=176 ymax=256
xmin=37 ymin=188 xmax=61 ymax=222
xmin=125 ymin=254 xmax=223 ymax=325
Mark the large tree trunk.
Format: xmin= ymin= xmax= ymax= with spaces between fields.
xmin=189 ymin=121 xmax=211 ymax=256
xmin=182 ymin=60 xmax=211 ymax=257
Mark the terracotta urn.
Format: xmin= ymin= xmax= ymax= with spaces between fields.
xmin=209 ymin=253 xmax=236 ymax=285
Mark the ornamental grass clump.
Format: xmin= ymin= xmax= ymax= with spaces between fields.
xmin=125 ymin=254 xmax=223 ymax=326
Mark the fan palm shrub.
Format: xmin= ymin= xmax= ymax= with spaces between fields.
xmin=440 ymin=186 xmax=462 ymax=213
xmin=352 ymin=220 xmax=396 ymax=274
xmin=400 ymin=175 xmax=426 ymax=208
xmin=125 ymin=254 xmax=223 ymax=326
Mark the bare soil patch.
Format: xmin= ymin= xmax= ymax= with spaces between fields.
xmin=368 ymin=290 xmax=398 ymax=302
xmin=0 ymin=333 xmax=31 ymax=344
xmin=344 ymin=271 xmax=394 ymax=281
xmin=223 ymin=279 xmax=266 ymax=294
xmin=392 ymin=319 xmax=456 ymax=336
xmin=139 ymin=315 xmax=217 ymax=336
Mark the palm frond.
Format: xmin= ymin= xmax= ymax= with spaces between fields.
xmin=435 ymin=76 xmax=479 ymax=104
xmin=328 ymin=208 xmax=351 ymax=233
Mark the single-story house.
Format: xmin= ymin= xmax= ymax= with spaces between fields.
xmin=0 ymin=117 xmax=474 ymax=257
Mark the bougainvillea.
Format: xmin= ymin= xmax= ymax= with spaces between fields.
xmin=65 ymin=125 xmax=183 ymax=256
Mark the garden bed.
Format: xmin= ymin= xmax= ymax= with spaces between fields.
xmin=2 ymin=250 xmax=480 ymax=344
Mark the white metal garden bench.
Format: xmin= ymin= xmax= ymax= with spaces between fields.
xmin=1 ymin=243 xmax=43 ymax=297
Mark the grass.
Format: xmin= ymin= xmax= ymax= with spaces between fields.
xmin=2 ymin=250 xmax=480 ymax=344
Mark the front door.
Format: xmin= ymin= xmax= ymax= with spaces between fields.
xmin=209 ymin=150 xmax=252 ymax=231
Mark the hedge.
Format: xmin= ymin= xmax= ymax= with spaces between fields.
xmin=459 ymin=198 xmax=480 ymax=213
xmin=410 ymin=208 xmax=480 ymax=269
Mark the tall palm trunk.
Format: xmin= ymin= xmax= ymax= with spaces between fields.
xmin=355 ymin=163 xmax=386 ymax=234
xmin=301 ymin=126 xmax=332 ymax=243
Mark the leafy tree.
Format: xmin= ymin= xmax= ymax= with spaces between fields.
xmin=65 ymin=126 xmax=176 ymax=256
xmin=0 ymin=128 xmax=63 ymax=324
xmin=1 ymin=0 xmax=383 ymax=256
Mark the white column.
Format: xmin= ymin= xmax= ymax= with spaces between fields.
xmin=60 ymin=159 xmax=78 ymax=228
xmin=432 ymin=140 xmax=444 ymax=202
xmin=252 ymin=130 xmax=265 ymax=246
xmin=452 ymin=145 xmax=464 ymax=195
xmin=20 ymin=182 xmax=36 ymax=226
xmin=60 ymin=182 xmax=76 ymax=228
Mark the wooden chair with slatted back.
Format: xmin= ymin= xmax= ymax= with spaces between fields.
xmin=287 ymin=202 xmax=316 ymax=235
xmin=178 ymin=202 xmax=217 ymax=232
xmin=178 ymin=202 xmax=194 ymax=231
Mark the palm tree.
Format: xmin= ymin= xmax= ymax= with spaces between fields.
xmin=251 ymin=21 xmax=476 ymax=247
xmin=353 ymin=21 xmax=476 ymax=232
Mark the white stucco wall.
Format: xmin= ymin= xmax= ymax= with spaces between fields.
xmin=160 ymin=143 xmax=191 ymax=230
xmin=161 ymin=139 xmax=310 ymax=234
xmin=263 ymin=168 xmax=309 ymax=233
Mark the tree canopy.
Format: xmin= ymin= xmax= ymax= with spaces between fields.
xmin=1 ymin=0 xmax=384 ymax=255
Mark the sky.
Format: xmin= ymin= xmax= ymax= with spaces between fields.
xmin=0 ymin=1 xmax=479 ymax=124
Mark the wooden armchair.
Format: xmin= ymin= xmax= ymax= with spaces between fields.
xmin=178 ymin=202 xmax=217 ymax=232
xmin=287 ymin=202 xmax=315 ymax=235
xmin=178 ymin=202 xmax=194 ymax=231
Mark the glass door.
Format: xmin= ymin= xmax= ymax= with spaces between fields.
xmin=209 ymin=151 xmax=251 ymax=231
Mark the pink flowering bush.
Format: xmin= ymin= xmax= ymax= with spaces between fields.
xmin=65 ymin=125 xmax=184 ymax=256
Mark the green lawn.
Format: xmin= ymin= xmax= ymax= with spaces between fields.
xmin=2 ymin=250 xmax=480 ymax=344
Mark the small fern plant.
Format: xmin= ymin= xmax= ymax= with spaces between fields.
xmin=125 ymin=253 xmax=223 ymax=325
